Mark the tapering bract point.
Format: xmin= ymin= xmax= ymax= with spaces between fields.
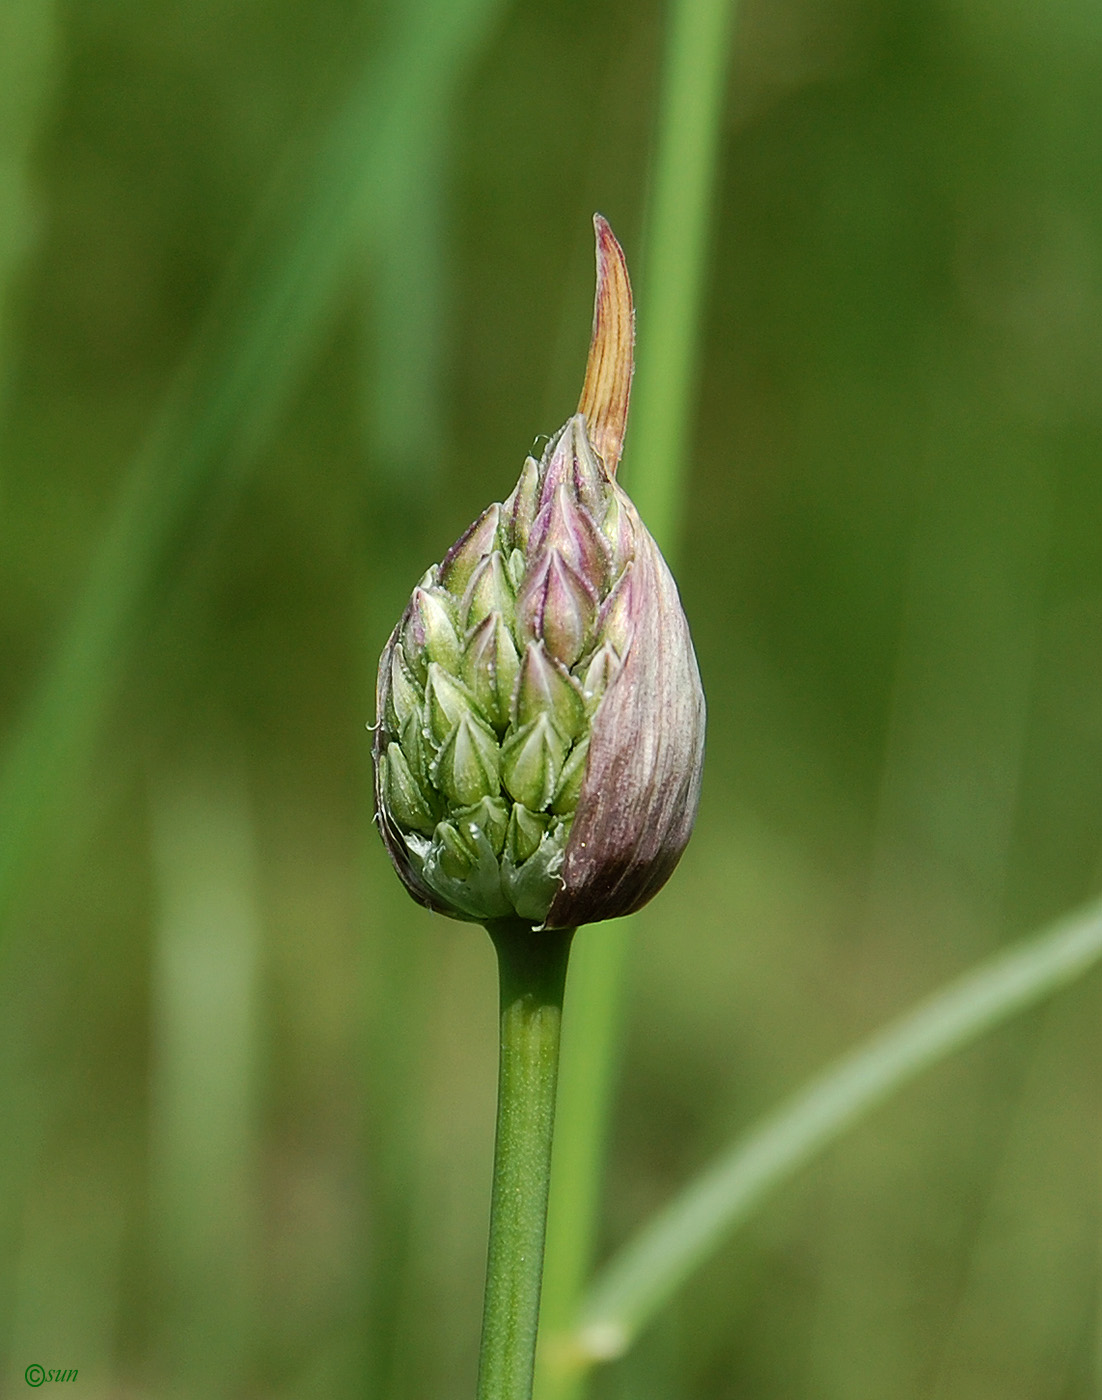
xmin=577 ymin=214 xmax=635 ymax=477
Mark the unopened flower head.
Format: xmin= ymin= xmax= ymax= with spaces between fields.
xmin=373 ymin=216 xmax=705 ymax=929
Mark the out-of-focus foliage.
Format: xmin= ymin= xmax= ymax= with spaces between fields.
xmin=2 ymin=0 xmax=1102 ymax=1396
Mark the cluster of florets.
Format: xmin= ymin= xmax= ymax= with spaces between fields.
xmin=375 ymin=415 xmax=635 ymax=924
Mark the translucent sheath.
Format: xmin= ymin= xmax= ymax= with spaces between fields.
xmin=373 ymin=217 xmax=705 ymax=929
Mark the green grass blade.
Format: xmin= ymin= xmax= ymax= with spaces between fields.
xmin=537 ymin=920 xmax=632 ymax=1389
xmin=625 ymin=0 xmax=741 ymax=549
xmin=536 ymin=4 xmax=739 ymax=1397
xmin=354 ymin=9 xmax=506 ymax=1388
xmin=148 ymin=759 xmax=263 ymax=1396
xmin=564 ymin=894 xmax=1102 ymax=1368
xmin=0 ymin=0 xmax=504 ymax=934
xmin=0 ymin=0 xmax=56 ymax=415
xmin=360 ymin=110 xmax=448 ymax=489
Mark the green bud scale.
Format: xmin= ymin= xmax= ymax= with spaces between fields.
xmin=373 ymin=218 xmax=705 ymax=929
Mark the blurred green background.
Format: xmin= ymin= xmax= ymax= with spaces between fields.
xmin=3 ymin=0 xmax=1102 ymax=1396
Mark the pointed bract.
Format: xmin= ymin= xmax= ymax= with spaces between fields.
xmin=462 ymin=550 xmax=516 ymax=631
xmin=432 ymin=712 xmax=501 ymax=807
xmin=577 ymin=214 xmax=634 ymax=477
xmin=579 ymin=642 xmax=621 ymax=713
xmin=386 ymin=642 xmax=422 ymax=732
xmin=383 ymin=742 xmax=437 ymax=835
xmin=529 ymin=483 xmax=611 ymax=592
xmin=514 ymin=640 xmax=587 ymax=740
xmin=501 ymin=714 xmax=568 ymax=812
xmin=505 ymin=803 xmax=551 ymax=865
xmin=462 ymin=611 xmax=521 ymax=731
xmin=504 ymin=456 xmax=540 ymax=553
xmin=403 ymin=586 xmax=461 ymax=677
xmin=438 ymin=504 xmax=502 ymax=593
xmin=425 ymin=664 xmax=483 ymax=745
xmin=516 ymin=547 xmax=597 ymax=668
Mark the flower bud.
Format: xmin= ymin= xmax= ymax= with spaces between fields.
xmin=373 ymin=215 xmax=705 ymax=928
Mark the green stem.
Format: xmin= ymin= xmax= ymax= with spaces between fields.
xmin=537 ymin=922 xmax=630 ymax=1375
xmin=627 ymin=0 xmax=740 ymax=549
xmin=478 ymin=921 xmax=575 ymax=1400
xmin=564 ymin=892 xmax=1102 ymax=1367
xmin=536 ymin=6 xmax=738 ymax=1397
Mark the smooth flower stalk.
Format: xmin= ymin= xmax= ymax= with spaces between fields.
xmin=372 ymin=216 xmax=705 ymax=1400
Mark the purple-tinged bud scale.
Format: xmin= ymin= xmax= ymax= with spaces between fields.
xmin=514 ymin=642 xmax=587 ymax=740
xmin=516 ymin=550 xmax=596 ymax=669
xmin=373 ymin=216 xmax=705 ymax=928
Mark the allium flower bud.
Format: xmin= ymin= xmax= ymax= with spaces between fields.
xmin=373 ymin=216 xmax=705 ymax=929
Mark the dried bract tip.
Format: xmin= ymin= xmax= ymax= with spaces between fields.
xmin=577 ymin=214 xmax=635 ymax=477
xmin=373 ymin=218 xmax=704 ymax=929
